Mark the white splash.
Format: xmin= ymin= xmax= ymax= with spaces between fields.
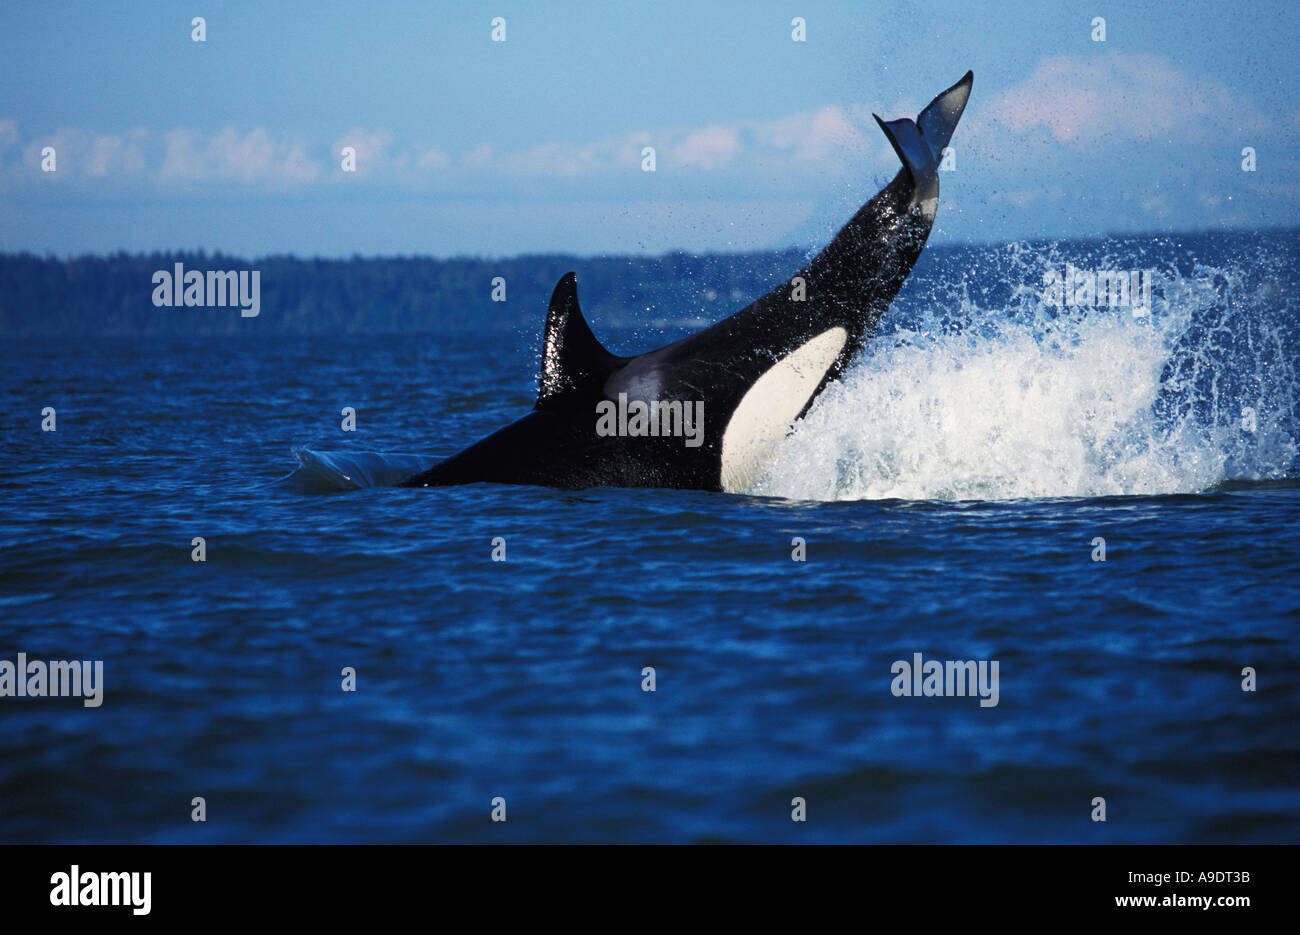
xmin=753 ymin=245 xmax=1297 ymax=502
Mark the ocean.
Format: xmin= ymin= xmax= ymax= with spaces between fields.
xmin=2 ymin=231 xmax=1298 ymax=843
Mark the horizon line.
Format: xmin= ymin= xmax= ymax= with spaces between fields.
xmin=3 ymin=223 xmax=1297 ymax=265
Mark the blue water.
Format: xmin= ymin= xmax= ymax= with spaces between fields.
xmin=2 ymin=234 xmax=1299 ymax=843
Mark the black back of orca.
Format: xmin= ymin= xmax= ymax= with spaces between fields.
xmin=403 ymin=72 xmax=973 ymax=493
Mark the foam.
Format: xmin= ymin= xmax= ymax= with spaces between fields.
xmin=753 ymin=243 xmax=1297 ymax=501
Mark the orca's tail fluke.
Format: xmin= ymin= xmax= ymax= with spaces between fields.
xmin=917 ymin=70 xmax=973 ymax=159
xmin=874 ymin=114 xmax=938 ymax=191
xmin=873 ymin=71 xmax=973 ymax=205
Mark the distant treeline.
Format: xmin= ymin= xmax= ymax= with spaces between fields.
xmin=2 ymin=229 xmax=1292 ymax=337
xmin=0 ymin=249 xmax=815 ymax=336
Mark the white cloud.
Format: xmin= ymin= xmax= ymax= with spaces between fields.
xmin=2 ymin=53 xmax=1281 ymax=203
xmin=2 ymin=123 xmax=324 ymax=186
xmin=499 ymin=133 xmax=644 ymax=178
xmin=673 ymin=124 xmax=741 ymax=169
xmin=159 ymin=127 xmax=321 ymax=184
xmin=981 ymin=53 xmax=1271 ymax=146
xmin=330 ymin=129 xmax=452 ymax=180
xmin=0 ymin=99 xmax=933 ymax=194
xmin=750 ymin=106 xmax=872 ymax=163
xmin=84 ymin=129 xmax=151 ymax=177
xmin=471 ymin=106 xmax=885 ymax=180
xmin=461 ymin=144 xmax=493 ymax=170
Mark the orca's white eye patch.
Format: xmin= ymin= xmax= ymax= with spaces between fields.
xmin=720 ymin=327 xmax=847 ymax=493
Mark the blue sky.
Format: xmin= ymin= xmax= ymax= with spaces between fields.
xmin=1 ymin=0 xmax=1297 ymax=257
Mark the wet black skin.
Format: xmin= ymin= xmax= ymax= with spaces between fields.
xmin=402 ymin=73 xmax=972 ymax=491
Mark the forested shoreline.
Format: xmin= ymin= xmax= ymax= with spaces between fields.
xmin=1 ymin=228 xmax=1291 ymax=336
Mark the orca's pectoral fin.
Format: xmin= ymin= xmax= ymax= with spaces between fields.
xmin=536 ymin=272 xmax=620 ymax=408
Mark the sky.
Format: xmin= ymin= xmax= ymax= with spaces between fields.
xmin=1 ymin=0 xmax=1297 ymax=257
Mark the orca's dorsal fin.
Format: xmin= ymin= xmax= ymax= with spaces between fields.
xmin=537 ymin=272 xmax=618 ymax=408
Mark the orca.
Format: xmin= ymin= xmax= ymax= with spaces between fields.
xmin=403 ymin=72 xmax=973 ymax=493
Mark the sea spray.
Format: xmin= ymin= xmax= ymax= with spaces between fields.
xmin=753 ymin=240 xmax=1298 ymax=501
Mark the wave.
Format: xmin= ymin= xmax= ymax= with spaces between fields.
xmin=276 ymin=448 xmax=430 ymax=492
xmin=754 ymin=238 xmax=1299 ymax=501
